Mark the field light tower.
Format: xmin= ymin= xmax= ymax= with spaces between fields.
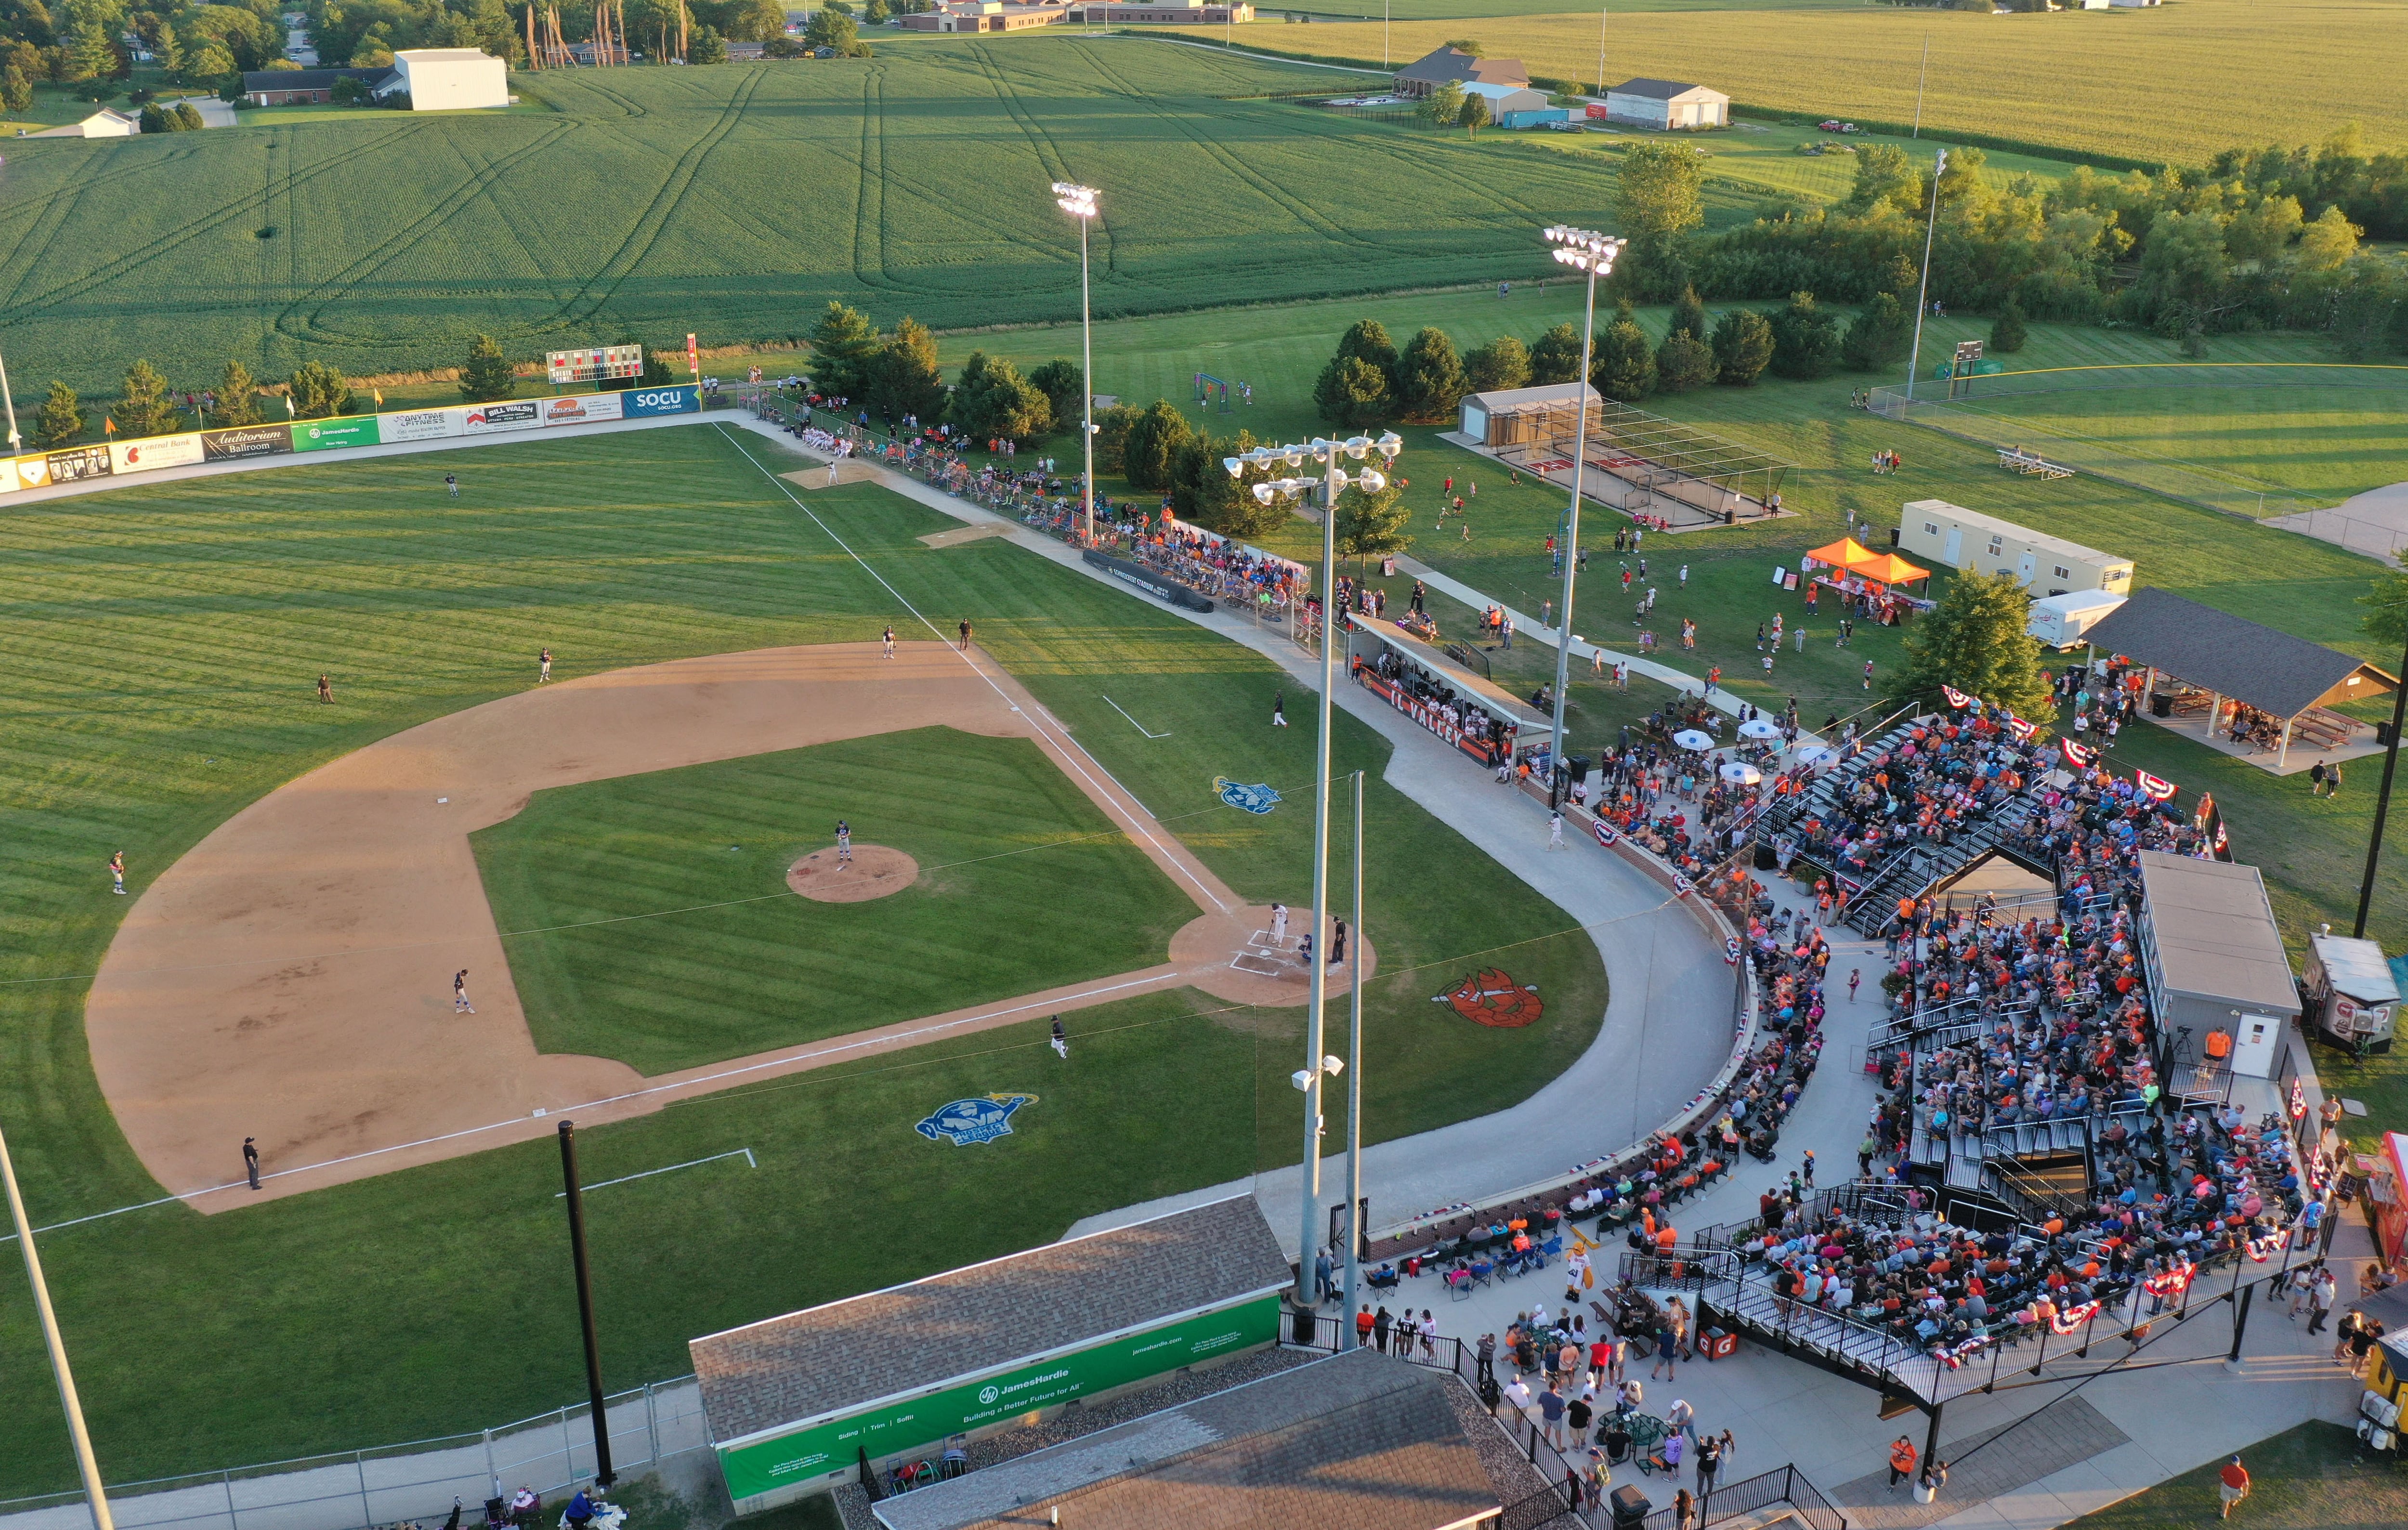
xmin=1905 ymin=148 xmax=1948 ymax=404
xmin=1051 ymin=181 xmax=1101 ymax=544
xmin=1540 ymin=224 xmax=1624 ymax=792
xmin=1225 ymin=430 xmax=1402 ymax=1312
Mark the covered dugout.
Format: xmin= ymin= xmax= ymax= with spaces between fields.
xmin=2082 ymin=586 xmax=2396 ymax=772
xmin=691 ymin=1197 xmax=1292 ymax=1510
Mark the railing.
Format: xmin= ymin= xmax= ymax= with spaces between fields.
xmin=1640 ymin=1463 xmax=1849 ymax=1530
xmin=0 ymin=1380 xmax=707 ymax=1530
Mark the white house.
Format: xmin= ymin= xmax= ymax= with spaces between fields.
xmin=1603 ymin=78 xmax=1729 ymax=131
xmin=390 ymin=48 xmax=509 ymax=111
xmin=26 ymin=107 xmax=141 ymax=138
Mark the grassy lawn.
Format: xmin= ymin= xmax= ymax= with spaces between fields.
xmin=473 ymin=729 xmax=1199 ymax=1074
xmin=1226 ymin=0 xmax=2408 ymax=167
xmin=2070 ymin=1421 xmax=2408 ymax=1529
xmin=0 ymin=423 xmax=1606 ymax=1493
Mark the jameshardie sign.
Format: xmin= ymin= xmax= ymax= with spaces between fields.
xmin=717 ymin=1293 xmax=1280 ymax=1502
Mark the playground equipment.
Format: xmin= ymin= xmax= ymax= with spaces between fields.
xmin=1194 ymin=372 xmax=1231 ymax=415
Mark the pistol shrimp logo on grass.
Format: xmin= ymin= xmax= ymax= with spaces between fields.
xmin=1433 ymin=969 xmax=1544 ymax=1028
xmin=916 ymin=1092 xmax=1039 ymax=1146
xmin=1214 ymin=777 xmax=1282 ymax=814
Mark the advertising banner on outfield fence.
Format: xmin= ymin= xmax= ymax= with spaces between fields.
xmin=715 ymin=1293 xmax=1281 ymax=1504
xmin=203 ymin=424 xmax=294 ymax=461
xmin=44 ymin=445 xmax=113 ymax=484
xmin=539 ymin=392 xmax=624 ymax=427
xmin=109 ymin=432 xmax=204 ymax=474
xmin=458 ymin=399 xmax=542 ymax=435
xmin=624 ymin=384 xmax=700 ymax=418
xmin=294 ymin=416 xmax=381 ymax=453
xmin=380 ymin=409 xmax=458 ymax=443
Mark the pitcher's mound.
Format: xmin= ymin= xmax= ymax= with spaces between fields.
xmin=787 ymin=845 xmax=918 ymax=902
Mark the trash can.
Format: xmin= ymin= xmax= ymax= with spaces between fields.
xmin=1754 ymin=843 xmax=1778 ymax=871
xmin=1610 ymin=1485 xmax=1652 ymax=1529
xmin=2150 ymin=693 xmax=2172 ymax=718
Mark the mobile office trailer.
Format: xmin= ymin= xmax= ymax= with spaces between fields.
xmin=2302 ymin=932 xmax=2398 ymax=1051
xmin=2027 ymin=589 xmax=2126 ymax=649
xmin=1898 ymin=498 xmax=2133 ymax=596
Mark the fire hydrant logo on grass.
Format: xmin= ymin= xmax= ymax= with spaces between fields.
xmin=916 ymin=1093 xmax=1038 ymax=1146
xmin=1214 ymin=777 xmax=1282 ymax=814
xmin=1433 ymin=969 xmax=1543 ymax=1028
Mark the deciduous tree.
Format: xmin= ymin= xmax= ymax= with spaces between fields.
xmin=949 ymin=351 xmax=1051 ymax=444
xmin=1335 ymin=479 xmax=1413 ymax=577
xmin=1025 ymin=358 xmax=1085 ymax=433
xmin=1613 ymin=141 xmax=1708 ymax=243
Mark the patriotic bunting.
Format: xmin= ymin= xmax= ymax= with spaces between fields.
xmin=2048 ymin=1300 xmax=2101 ymax=1335
xmin=1941 ymin=685 xmax=1973 ymax=710
xmin=2134 ymin=770 xmax=2178 ymax=801
xmin=2061 ymin=738 xmax=2094 ymax=767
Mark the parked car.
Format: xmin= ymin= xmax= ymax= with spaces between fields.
xmin=1817 ymin=119 xmax=1844 ymax=131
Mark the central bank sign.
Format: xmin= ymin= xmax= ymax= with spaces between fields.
xmin=715 ymin=1293 xmax=1281 ymax=1503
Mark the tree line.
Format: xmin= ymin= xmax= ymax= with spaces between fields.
xmin=1606 ymin=127 xmax=2408 ymax=352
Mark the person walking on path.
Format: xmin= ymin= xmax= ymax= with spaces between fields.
xmin=243 ymin=1137 xmax=260 ymax=1190
xmin=1550 ymin=812 xmax=1565 ymax=850
xmin=1802 ymin=1150 xmax=1816 ymax=1188
xmin=317 ymin=673 xmax=333 ymax=704
xmin=453 ymin=969 xmax=474 ymax=1014
xmin=1887 ymin=1437 xmax=1918 ymax=1490
xmin=1650 ymin=1322 xmax=1679 ymax=1381
xmin=882 ymin=625 xmax=895 ymax=659
xmin=2218 ymin=1456 xmax=2250 ymax=1519
xmin=2308 ymin=1266 xmax=2337 ymax=1333
xmin=109 ymin=850 xmax=126 ymax=896
xmin=538 ymin=648 xmax=552 ymax=684
xmin=957 ymin=618 xmax=973 ymax=651
xmin=1273 ymin=691 xmax=1288 ymax=727
xmin=1050 ymin=1016 xmax=1068 ymax=1059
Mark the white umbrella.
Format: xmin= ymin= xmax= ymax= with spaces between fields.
xmin=1739 ymin=718 xmax=1783 ymax=741
xmin=1795 ymin=745 xmax=1839 ymax=768
xmin=1672 ymin=729 xmax=1714 ymax=752
xmin=1720 ymin=760 xmax=1764 ymax=786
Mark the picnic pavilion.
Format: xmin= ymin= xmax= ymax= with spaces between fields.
xmin=2081 ymin=587 xmax=2398 ymax=774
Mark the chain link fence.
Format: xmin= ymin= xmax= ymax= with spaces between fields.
xmin=0 ymin=1382 xmax=706 ymax=1530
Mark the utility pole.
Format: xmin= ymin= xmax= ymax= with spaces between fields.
xmin=2353 ymin=614 xmax=2408 ymax=937
xmin=1904 ymin=148 xmax=1947 ymax=403
xmin=1596 ymin=8 xmax=1607 ymax=99
xmin=1911 ymin=33 xmax=1929 ymax=138
xmin=557 ymin=1122 xmax=615 ymax=1487
xmin=1341 ymin=769 xmax=1366 ymax=1343
xmin=0 ymin=1123 xmax=115 ymax=1530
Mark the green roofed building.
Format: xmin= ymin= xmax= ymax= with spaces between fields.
xmin=691 ymin=1196 xmax=1293 ymax=1511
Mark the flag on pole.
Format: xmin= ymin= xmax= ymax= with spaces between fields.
xmin=285 ymin=394 xmax=296 ymax=418
xmin=103 ymin=417 xmax=115 ymax=436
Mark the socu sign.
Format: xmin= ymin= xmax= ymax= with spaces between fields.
xmin=716 ymin=1293 xmax=1281 ymax=1503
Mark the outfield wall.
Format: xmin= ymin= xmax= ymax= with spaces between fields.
xmin=0 ymin=386 xmax=702 ymax=494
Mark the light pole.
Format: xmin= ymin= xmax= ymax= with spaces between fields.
xmin=1596 ymin=7 xmax=1606 ymax=99
xmin=1341 ymin=767 xmax=1366 ymax=1343
xmin=0 ymin=1122 xmax=115 ymax=1530
xmin=1540 ymin=225 xmax=1624 ymax=793
xmin=0 ymin=340 xmax=22 ymax=456
xmin=1228 ymin=431 xmax=1401 ymax=1311
xmin=1052 ymin=181 xmax=1100 ymax=544
xmin=1904 ymin=148 xmax=1947 ymax=403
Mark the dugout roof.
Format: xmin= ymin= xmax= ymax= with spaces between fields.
xmin=690 ymin=1197 xmax=1291 ymax=1444
xmin=870 ymin=1350 xmax=1501 ymax=1530
xmin=2083 ymin=586 xmax=2395 ymax=719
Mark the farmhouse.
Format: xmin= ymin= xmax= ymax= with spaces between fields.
xmin=240 ymin=65 xmax=391 ymax=105
xmin=1391 ymin=44 xmax=1529 ymax=99
xmin=390 ymin=48 xmax=510 ymax=110
xmin=1896 ymin=498 xmax=2133 ymax=596
xmin=25 ymin=107 xmax=141 ymax=137
xmin=1603 ymin=78 xmax=1730 ymax=131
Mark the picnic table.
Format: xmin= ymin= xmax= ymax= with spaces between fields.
xmin=1999 ymin=447 xmax=2074 ymax=479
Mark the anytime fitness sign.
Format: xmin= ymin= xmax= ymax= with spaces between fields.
xmin=714 ymin=1293 xmax=1280 ymax=1503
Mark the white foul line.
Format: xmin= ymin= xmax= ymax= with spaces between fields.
xmin=554 ymin=1147 xmax=755 ymax=1197
xmin=1101 ymin=695 xmax=1171 ymax=739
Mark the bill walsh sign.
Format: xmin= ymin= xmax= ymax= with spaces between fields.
xmin=0 ymin=386 xmax=703 ymax=495
xmin=714 ymin=1294 xmax=1281 ymax=1502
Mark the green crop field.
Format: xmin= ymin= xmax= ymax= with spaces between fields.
xmin=474 ymin=729 xmax=1200 ymax=1075
xmin=1229 ymin=0 xmax=2408 ymax=167
xmin=0 ymin=34 xmax=1780 ymax=399
xmin=0 ymin=423 xmax=1609 ymax=1492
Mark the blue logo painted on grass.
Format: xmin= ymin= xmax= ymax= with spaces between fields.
xmin=1214 ymin=777 xmax=1282 ymax=815
xmin=916 ymin=1093 xmax=1037 ymax=1147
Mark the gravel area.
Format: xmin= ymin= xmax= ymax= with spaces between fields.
xmin=1441 ymin=1374 xmax=1559 ymax=1508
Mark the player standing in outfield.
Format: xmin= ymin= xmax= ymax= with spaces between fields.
xmin=317 ymin=673 xmax=333 ymax=704
xmin=957 ymin=618 xmax=974 ymax=651
xmin=109 ymin=850 xmax=126 ymax=895
xmin=538 ymin=648 xmax=552 ymax=684
xmin=1273 ymin=692 xmax=1287 ymax=727
xmin=445 ymin=474 xmax=458 ymax=498
xmin=1050 ymin=1017 xmax=1068 ymax=1059
xmin=882 ymin=625 xmax=896 ymax=659
xmin=836 ymin=820 xmax=852 ymax=865
xmin=453 ymin=969 xmax=474 ymax=1013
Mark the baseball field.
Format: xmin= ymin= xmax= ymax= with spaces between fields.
xmin=0 ymin=421 xmax=1615 ymax=1490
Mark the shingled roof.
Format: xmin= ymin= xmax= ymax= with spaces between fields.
xmin=870 ymin=1350 xmax=1502 ymax=1530
xmin=2082 ymin=585 xmax=2395 ymax=719
xmin=690 ymin=1197 xmax=1291 ymax=1444
xmin=1392 ymin=45 xmax=1529 ymax=88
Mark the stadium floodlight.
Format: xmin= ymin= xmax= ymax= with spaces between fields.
xmin=1535 ymin=220 xmax=1627 ymax=805
xmin=1224 ymin=456 xmax=1245 ymax=480
xmin=1342 ymin=434 xmax=1372 ymax=459
xmin=1049 ymin=182 xmax=1103 ymax=545
xmin=1374 ymin=431 xmax=1402 ymax=463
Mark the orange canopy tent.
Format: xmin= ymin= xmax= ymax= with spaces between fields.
xmin=1805 ymin=536 xmax=1880 ymax=571
xmin=1850 ymin=551 xmax=1931 ymax=587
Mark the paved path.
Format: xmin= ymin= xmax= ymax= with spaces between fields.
xmin=711 ymin=424 xmax=1741 ymax=1254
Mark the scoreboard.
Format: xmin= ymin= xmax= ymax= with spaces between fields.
xmin=546 ymin=344 xmax=645 ymax=386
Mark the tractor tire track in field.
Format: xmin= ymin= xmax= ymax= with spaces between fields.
xmin=273 ymin=120 xmax=579 ymax=347
xmin=851 ymin=67 xmax=895 ymax=293
xmin=548 ymin=66 xmax=764 ymax=333
xmin=968 ymin=44 xmax=1133 ymax=277
xmin=0 ymin=137 xmax=224 ymax=312
xmin=1078 ymin=45 xmax=1385 ymax=258
xmin=0 ymin=123 xmax=422 ymax=325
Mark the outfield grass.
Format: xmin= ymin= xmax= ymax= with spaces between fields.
xmin=2070 ymin=1421 xmax=2405 ymax=1528
xmin=0 ymin=423 xmax=1609 ymax=1492
xmin=1227 ymin=0 xmax=2408 ymax=167
xmin=474 ymin=729 xmax=1199 ymax=1074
